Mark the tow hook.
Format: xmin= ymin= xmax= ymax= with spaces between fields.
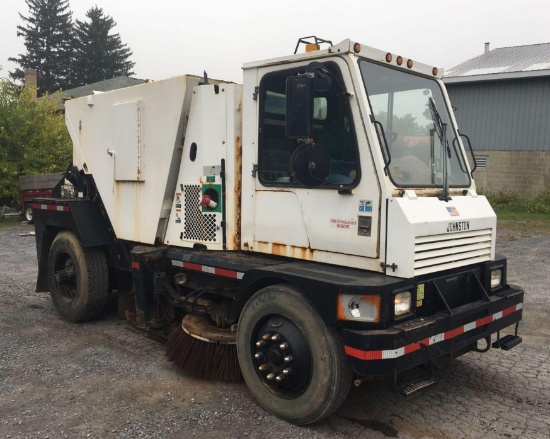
xmin=472 ymin=336 xmax=492 ymax=353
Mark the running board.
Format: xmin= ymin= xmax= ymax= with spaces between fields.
xmin=396 ymin=376 xmax=437 ymax=398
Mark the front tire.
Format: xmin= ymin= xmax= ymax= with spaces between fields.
xmin=237 ymin=284 xmax=352 ymax=425
xmin=47 ymin=231 xmax=108 ymax=322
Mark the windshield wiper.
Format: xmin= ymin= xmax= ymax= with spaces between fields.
xmin=429 ymin=98 xmax=451 ymax=201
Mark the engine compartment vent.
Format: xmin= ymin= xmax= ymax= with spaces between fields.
xmin=414 ymin=229 xmax=493 ymax=276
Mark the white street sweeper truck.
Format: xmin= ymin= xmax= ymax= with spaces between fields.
xmin=33 ymin=37 xmax=524 ymax=425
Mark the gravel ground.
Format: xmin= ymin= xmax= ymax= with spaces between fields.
xmin=1 ymin=224 xmax=549 ymax=439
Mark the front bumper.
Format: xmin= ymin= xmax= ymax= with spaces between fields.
xmin=342 ymin=285 xmax=523 ymax=376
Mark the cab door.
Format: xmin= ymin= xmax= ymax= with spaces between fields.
xmin=250 ymin=57 xmax=381 ymax=263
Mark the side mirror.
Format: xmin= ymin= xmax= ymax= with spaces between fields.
xmin=285 ymin=75 xmax=314 ymax=139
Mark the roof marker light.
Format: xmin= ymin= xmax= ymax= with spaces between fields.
xmin=385 ymin=53 xmax=392 ymax=62
xmin=407 ymin=59 xmax=414 ymax=68
xmin=432 ymin=67 xmax=439 ymax=76
xmin=353 ymin=43 xmax=361 ymax=53
xmin=305 ymin=43 xmax=320 ymax=52
xmin=396 ymin=56 xmax=403 ymax=66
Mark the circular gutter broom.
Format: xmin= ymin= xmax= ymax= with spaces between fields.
xmin=165 ymin=313 xmax=242 ymax=381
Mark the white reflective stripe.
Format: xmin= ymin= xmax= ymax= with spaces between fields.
xmin=57 ymin=206 xmax=64 ymax=211
xmin=464 ymin=321 xmax=477 ymax=332
xmin=237 ymin=272 xmax=244 ymax=280
xmin=430 ymin=333 xmax=445 ymax=345
xmin=202 ymin=266 xmax=215 ymax=274
xmin=41 ymin=204 xmax=47 ymax=210
xmin=382 ymin=347 xmax=405 ymax=359
xmin=516 ymin=303 xmax=523 ymax=311
xmin=171 ymin=260 xmax=183 ymax=267
xmin=493 ymin=311 xmax=503 ymax=320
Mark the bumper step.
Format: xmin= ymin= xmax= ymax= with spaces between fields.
xmin=492 ymin=334 xmax=522 ymax=350
xmin=396 ymin=376 xmax=437 ymax=397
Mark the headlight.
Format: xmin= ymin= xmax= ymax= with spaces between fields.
xmin=394 ymin=291 xmax=411 ymax=316
xmin=490 ymin=269 xmax=502 ymax=289
xmin=337 ymin=294 xmax=380 ymax=322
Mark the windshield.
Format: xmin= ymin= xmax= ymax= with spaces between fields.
xmin=359 ymin=60 xmax=470 ymax=188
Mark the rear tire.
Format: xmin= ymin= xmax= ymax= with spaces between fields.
xmin=237 ymin=284 xmax=352 ymax=425
xmin=24 ymin=204 xmax=33 ymax=223
xmin=47 ymin=231 xmax=108 ymax=322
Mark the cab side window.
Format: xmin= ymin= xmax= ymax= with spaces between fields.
xmin=258 ymin=63 xmax=359 ymax=186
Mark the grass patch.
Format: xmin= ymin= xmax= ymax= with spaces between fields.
xmin=0 ymin=215 xmax=22 ymax=230
xmin=484 ymin=186 xmax=550 ymax=234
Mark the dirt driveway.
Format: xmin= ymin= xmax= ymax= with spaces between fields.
xmin=1 ymin=225 xmax=549 ymax=439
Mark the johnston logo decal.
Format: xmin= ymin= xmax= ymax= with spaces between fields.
xmin=447 ymin=221 xmax=470 ymax=232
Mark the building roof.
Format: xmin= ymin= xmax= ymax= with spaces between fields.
xmin=62 ymin=76 xmax=146 ymax=99
xmin=444 ymin=43 xmax=550 ymax=84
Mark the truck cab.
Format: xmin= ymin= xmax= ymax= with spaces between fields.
xmin=241 ymin=39 xmax=493 ymax=279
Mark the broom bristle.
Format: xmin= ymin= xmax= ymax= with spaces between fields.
xmin=165 ymin=324 xmax=243 ymax=381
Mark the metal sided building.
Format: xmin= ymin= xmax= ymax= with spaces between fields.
xmin=443 ymin=43 xmax=550 ymax=195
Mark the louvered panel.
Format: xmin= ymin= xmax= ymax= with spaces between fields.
xmin=414 ymin=228 xmax=493 ymax=276
xmin=415 ymin=229 xmax=492 ymax=244
xmin=414 ymin=256 xmax=491 ymax=277
xmin=415 ymin=234 xmax=492 ymax=253
xmin=415 ymin=242 xmax=492 ymax=262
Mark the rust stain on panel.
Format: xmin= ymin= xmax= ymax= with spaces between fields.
xmin=255 ymin=241 xmax=314 ymax=260
xmin=232 ymin=135 xmax=242 ymax=250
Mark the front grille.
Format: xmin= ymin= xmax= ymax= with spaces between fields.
xmin=414 ymin=229 xmax=493 ymax=276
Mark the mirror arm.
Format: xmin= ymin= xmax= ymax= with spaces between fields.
xmin=310 ymin=66 xmax=348 ymax=95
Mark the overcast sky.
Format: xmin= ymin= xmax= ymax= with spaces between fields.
xmin=1 ymin=0 xmax=549 ymax=84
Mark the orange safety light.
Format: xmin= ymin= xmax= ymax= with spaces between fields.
xmin=353 ymin=43 xmax=361 ymax=53
xmin=407 ymin=59 xmax=414 ymax=68
xmin=385 ymin=53 xmax=392 ymax=62
xmin=305 ymin=43 xmax=320 ymax=52
xmin=432 ymin=67 xmax=439 ymax=76
xmin=396 ymin=56 xmax=403 ymax=66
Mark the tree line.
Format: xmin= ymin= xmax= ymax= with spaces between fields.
xmin=0 ymin=79 xmax=71 ymax=206
xmin=8 ymin=0 xmax=135 ymax=95
xmin=0 ymin=0 xmax=135 ymax=206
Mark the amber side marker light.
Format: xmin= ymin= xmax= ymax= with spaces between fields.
xmin=385 ymin=53 xmax=392 ymax=62
xmin=353 ymin=43 xmax=361 ymax=53
xmin=407 ymin=59 xmax=414 ymax=68
xmin=432 ymin=67 xmax=439 ymax=76
xmin=305 ymin=43 xmax=320 ymax=52
xmin=396 ymin=56 xmax=403 ymax=66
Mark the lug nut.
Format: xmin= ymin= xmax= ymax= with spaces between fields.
xmin=279 ymin=342 xmax=288 ymax=350
xmin=271 ymin=334 xmax=280 ymax=341
xmin=254 ymin=352 xmax=263 ymax=360
xmin=258 ymin=364 xmax=268 ymax=372
xmin=283 ymin=368 xmax=292 ymax=375
xmin=275 ymin=375 xmax=285 ymax=382
xmin=262 ymin=333 xmax=271 ymax=341
xmin=284 ymin=355 xmax=293 ymax=363
xmin=256 ymin=340 xmax=265 ymax=348
xmin=266 ymin=373 xmax=275 ymax=380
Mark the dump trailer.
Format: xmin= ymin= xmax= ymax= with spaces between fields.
xmin=19 ymin=173 xmax=64 ymax=222
xmin=33 ymin=37 xmax=524 ymax=425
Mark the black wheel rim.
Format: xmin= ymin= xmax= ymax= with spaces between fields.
xmin=53 ymin=251 xmax=77 ymax=302
xmin=251 ymin=314 xmax=312 ymax=398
